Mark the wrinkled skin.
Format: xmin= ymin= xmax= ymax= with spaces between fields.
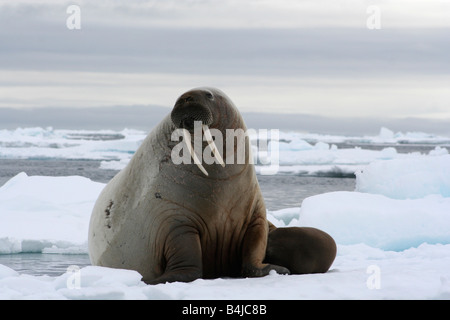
xmin=88 ymin=87 xmax=336 ymax=284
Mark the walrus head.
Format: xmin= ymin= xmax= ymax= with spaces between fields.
xmin=171 ymin=88 xmax=215 ymax=131
xmin=170 ymin=87 xmax=243 ymax=176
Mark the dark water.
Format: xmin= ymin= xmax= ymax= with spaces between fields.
xmin=0 ymin=159 xmax=118 ymax=187
xmin=258 ymin=175 xmax=355 ymax=210
xmin=0 ymin=253 xmax=92 ymax=277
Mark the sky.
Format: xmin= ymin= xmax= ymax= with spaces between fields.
xmin=0 ymin=0 xmax=449 ymax=134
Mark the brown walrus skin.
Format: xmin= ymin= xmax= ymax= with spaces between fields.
xmin=88 ymin=87 xmax=336 ymax=284
xmin=265 ymin=223 xmax=336 ymax=275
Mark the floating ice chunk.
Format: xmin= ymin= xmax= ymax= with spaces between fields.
xmin=299 ymin=191 xmax=450 ymax=251
xmin=429 ymin=146 xmax=449 ymax=156
xmin=355 ymin=155 xmax=450 ymax=199
xmin=55 ymin=266 xmax=146 ymax=300
xmin=267 ymin=207 xmax=300 ymax=227
xmin=0 ymin=173 xmax=105 ymax=253
xmin=314 ymin=141 xmax=330 ymax=150
xmin=378 ymin=147 xmax=397 ymax=159
xmin=278 ymin=139 xmax=313 ymax=151
xmin=378 ymin=127 xmax=395 ymax=140
xmin=0 ymin=264 xmax=19 ymax=279
xmin=100 ymin=159 xmax=130 ymax=170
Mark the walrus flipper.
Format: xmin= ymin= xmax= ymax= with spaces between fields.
xmin=240 ymin=212 xmax=290 ymax=278
xmin=144 ymin=227 xmax=203 ymax=285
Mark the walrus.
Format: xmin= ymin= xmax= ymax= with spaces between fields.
xmin=265 ymin=224 xmax=336 ymax=274
xmin=88 ymin=87 xmax=336 ymax=284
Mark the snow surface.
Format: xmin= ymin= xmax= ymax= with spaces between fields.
xmin=1 ymin=128 xmax=450 ymax=299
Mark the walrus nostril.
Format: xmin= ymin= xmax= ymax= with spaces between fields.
xmin=171 ymin=102 xmax=213 ymax=129
xmin=181 ymin=117 xmax=195 ymax=130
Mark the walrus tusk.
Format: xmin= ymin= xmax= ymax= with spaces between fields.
xmin=203 ymin=125 xmax=225 ymax=167
xmin=182 ymin=128 xmax=209 ymax=176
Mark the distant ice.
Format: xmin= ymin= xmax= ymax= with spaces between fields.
xmin=284 ymin=127 xmax=450 ymax=145
xmin=0 ymin=127 xmax=448 ymax=177
xmin=0 ymin=127 xmax=145 ymax=161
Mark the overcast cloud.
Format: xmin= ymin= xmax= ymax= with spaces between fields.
xmin=0 ymin=0 xmax=449 ymax=134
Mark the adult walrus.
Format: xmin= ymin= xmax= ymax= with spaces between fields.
xmin=88 ymin=87 xmax=336 ymax=284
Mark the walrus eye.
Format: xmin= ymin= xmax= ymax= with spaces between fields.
xmin=205 ymin=92 xmax=214 ymax=100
